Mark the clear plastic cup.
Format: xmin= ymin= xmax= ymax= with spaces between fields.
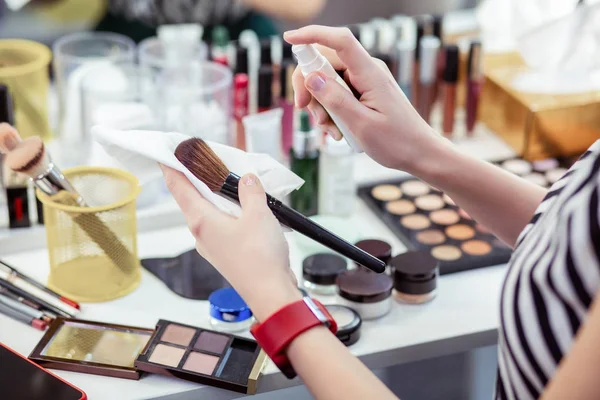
xmin=52 ymin=32 xmax=135 ymax=167
xmin=156 ymin=62 xmax=233 ymax=145
xmin=138 ymin=36 xmax=208 ymax=120
xmin=80 ymin=62 xmax=166 ymax=209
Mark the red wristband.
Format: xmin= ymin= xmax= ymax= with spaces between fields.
xmin=250 ymin=297 xmax=337 ymax=379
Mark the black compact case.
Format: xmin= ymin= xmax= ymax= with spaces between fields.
xmin=359 ymin=177 xmax=512 ymax=275
xmin=135 ymin=319 xmax=267 ymax=394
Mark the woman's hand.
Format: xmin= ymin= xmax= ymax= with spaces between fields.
xmin=285 ymin=25 xmax=444 ymax=173
xmin=160 ymin=166 xmax=301 ymax=321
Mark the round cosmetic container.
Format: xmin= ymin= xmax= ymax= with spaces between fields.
xmin=336 ymin=270 xmax=393 ymax=320
xmin=302 ymin=253 xmax=348 ymax=295
xmin=392 ymin=251 xmax=439 ymax=304
xmin=325 ymin=304 xmax=362 ymax=346
xmin=208 ymin=288 xmax=253 ymax=332
xmin=355 ymin=239 xmax=392 ymax=273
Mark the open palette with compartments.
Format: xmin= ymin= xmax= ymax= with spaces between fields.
xmin=358 ymin=157 xmax=574 ymax=275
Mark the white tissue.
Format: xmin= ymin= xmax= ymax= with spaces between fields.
xmin=92 ymin=126 xmax=305 ymax=218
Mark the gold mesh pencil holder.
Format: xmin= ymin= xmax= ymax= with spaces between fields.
xmin=37 ymin=167 xmax=141 ymax=302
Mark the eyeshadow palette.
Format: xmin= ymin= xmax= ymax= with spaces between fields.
xmin=29 ymin=318 xmax=154 ymax=379
xmin=135 ymin=319 xmax=267 ymax=394
xmin=359 ymin=157 xmax=573 ymax=275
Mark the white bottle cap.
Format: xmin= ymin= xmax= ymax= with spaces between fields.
xmin=419 ymin=36 xmax=440 ymax=83
xmin=292 ymin=44 xmax=325 ymax=74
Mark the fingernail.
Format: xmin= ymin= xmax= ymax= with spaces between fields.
xmin=283 ymin=30 xmax=297 ymax=38
xmin=294 ymin=92 xmax=298 ymax=108
xmin=306 ymin=74 xmax=326 ymax=92
xmin=242 ymin=174 xmax=258 ymax=186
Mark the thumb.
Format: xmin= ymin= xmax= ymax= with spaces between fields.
xmin=304 ymin=71 xmax=365 ymax=128
xmin=238 ymin=174 xmax=270 ymax=220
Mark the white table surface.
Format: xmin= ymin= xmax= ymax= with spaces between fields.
xmin=0 ymin=126 xmax=516 ymax=400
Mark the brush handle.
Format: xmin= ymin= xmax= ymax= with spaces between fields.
xmin=222 ymin=174 xmax=386 ymax=273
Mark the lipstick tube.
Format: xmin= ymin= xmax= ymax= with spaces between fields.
xmin=417 ymin=36 xmax=440 ymax=123
xmin=233 ymin=46 xmax=249 ymax=150
xmin=280 ymin=60 xmax=296 ymax=156
xmin=396 ymin=39 xmax=415 ymax=101
xmin=442 ymin=45 xmax=459 ymax=138
xmin=466 ymin=41 xmax=483 ymax=137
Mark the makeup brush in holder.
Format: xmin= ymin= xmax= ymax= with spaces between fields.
xmin=1 ymin=128 xmax=141 ymax=302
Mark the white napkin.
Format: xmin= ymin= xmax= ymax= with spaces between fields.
xmin=92 ymin=126 xmax=304 ymax=218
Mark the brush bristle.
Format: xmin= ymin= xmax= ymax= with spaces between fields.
xmin=0 ymin=123 xmax=22 ymax=154
xmin=5 ymin=137 xmax=47 ymax=177
xmin=174 ymin=138 xmax=230 ymax=192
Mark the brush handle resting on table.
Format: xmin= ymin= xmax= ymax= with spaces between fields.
xmin=221 ymin=173 xmax=386 ymax=273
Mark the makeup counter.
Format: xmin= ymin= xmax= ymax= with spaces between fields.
xmin=0 ymin=128 xmax=514 ymax=399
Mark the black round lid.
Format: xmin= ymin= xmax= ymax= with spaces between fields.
xmin=303 ymin=253 xmax=347 ymax=285
xmin=392 ymin=251 xmax=439 ymax=295
xmin=336 ymin=270 xmax=393 ymax=304
xmin=325 ymin=304 xmax=361 ymax=346
xmin=258 ymin=66 xmax=273 ymax=109
xmin=0 ymin=85 xmax=14 ymax=125
xmin=443 ymin=45 xmax=459 ymax=83
xmin=467 ymin=41 xmax=482 ymax=77
xmin=355 ymin=239 xmax=392 ymax=265
xmin=260 ymin=39 xmax=271 ymax=66
xmin=234 ymin=46 xmax=248 ymax=75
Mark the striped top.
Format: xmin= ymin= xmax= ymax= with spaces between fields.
xmin=496 ymin=140 xmax=600 ymax=399
xmin=108 ymin=0 xmax=249 ymax=27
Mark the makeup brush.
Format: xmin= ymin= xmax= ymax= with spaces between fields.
xmin=175 ymin=138 xmax=386 ymax=273
xmin=4 ymin=136 xmax=134 ymax=271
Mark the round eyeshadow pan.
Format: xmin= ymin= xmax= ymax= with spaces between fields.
xmin=415 ymin=194 xmax=445 ymax=211
xmin=546 ymin=168 xmax=569 ymax=184
xmin=371 ymin=185 xmax=402 ymax=201
xmin=400 ymin=214 xmax=431 ymax=230
xmin=430 ymin=209 xmax=460 ymax=225
xmin=416 ymin=229 xmax=446 ymax=245
xmin=461 ymin=240 xmax=492 ymax=256
xmin=532 ymin=158 xmax=559 ymax=172
xmin=501 ymin=159 xmax=532 ymax=176
xmin=431 ymin=245 xmax=462 ymax=261
xmin=442 ymin=193 xmax=455 ymax=206
xmin=400 ymin=180 xmax=430 ymax=197
xmin=445 ymin=224 xmax=476 ymax=240
xmin=385 ymin=199 xmax=416 ymax=215
xmin=523 ymin=173 xmax=548 ymax=187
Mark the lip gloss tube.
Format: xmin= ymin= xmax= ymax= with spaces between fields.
xmin=466 ymin=41 xmax=483 ymax=137
xmin=417 ymin=36 xmax=440 ymax=123
xmin=442 ymin=45 xmax=459 ymax=138
xmin=233 ymin=46 xmax=249 ymax=150
xmin=280 ymin=59 xmax=296 ymax=156
xmin=412 ymin=15 xmax=433 ymax=109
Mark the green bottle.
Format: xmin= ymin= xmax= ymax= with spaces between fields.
xmin=290 ymin=110 xmax=319 ymax=216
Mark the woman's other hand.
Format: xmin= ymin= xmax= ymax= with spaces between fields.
xmin=285 ymin=25 xmax=444 ymax=174
xmin=161 ymin=166 xmax=301 ymax=321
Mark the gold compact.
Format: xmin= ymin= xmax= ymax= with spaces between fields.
xmin=29 ymin=318 xmax=153 ymax=379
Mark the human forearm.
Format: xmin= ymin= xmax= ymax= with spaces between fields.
xmin=241 ymin=0 xmax=324 ymax=22
xmin=410 ymin=135 xmax=547 ymax=246
xmin=287 ymin=326 xmax=398 ymax=400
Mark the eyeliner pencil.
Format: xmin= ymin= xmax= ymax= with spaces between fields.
xmin=0 ymin=277 xmax=73 ymax=318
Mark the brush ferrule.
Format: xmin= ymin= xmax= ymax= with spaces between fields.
xmin=33 ymin=163 xmax=85 ymax=206
xmin=221 ymin=173 xmax=242 ymax=201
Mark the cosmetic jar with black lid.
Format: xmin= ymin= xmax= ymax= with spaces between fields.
xmin=336 ymin=269 xmax=393 ymax=320
xmin=355 ymin=239 xmax=392 ymax=273
xmin=302 ymin=253 xmax=347 ymax=295
xmin=392 ymin=251 xmax=439 ymax=304
xmin=324 ymin=305 xmax=362 ymax=346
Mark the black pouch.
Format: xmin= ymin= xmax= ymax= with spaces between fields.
xmin=142 ymin=249 xmax=230 ymax=300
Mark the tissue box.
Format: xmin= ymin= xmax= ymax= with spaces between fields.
xmin=480 ymin=52 xmax=600 ymax=160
